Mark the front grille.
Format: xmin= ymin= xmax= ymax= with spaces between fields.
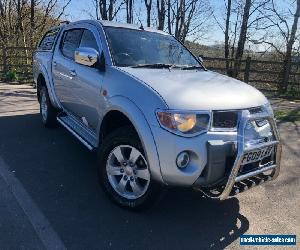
xmin=212 ymin=111 xmax=238 ymax=129
xmin=249 ymin=106 xmax=263 ymax=114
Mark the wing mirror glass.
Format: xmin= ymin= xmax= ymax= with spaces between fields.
xmin=75 ymin=47 xmax=99 ymax=67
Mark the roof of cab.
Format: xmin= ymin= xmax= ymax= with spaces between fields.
xmin=58 ymin=19 xmax=170 ymax=36
xmin=99 ymin=20 xmax=168 ymax=34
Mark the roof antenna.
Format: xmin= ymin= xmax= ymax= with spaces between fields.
xmin=139 ymin=23 xmax=144 ymax=30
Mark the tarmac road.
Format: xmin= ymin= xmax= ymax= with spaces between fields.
xmin=0 ymin=84 xmax=299 ymax=249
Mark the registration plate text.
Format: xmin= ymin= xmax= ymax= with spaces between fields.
xmin=241 ymin=146 xmax=274 ymax=165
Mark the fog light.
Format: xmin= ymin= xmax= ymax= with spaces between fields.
xmin=176 ymin=151 xmax=190 ymax=169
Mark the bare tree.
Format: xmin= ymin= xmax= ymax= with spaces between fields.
xmin=0 ymin=0 xmax=71 ymax=48
xmin=167 ymin=0 xmax=211 ymax=42
xmin=0 ymin=0 xmax=71 ymax=81
xmin=250 ymin=0 xmax=300 ymax=91
xmin=35 ymin=0 xmax=71 ymax=44
xmin=94 ymin=0 xmax=123 ymax=21
xmin=212 ymin=0 xmax=271 ymax=76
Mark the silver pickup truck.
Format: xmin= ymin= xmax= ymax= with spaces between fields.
xmin=33 ymin=20 xmax=281 ymax=210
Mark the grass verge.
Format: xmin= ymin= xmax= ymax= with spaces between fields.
xmin=275 ymin=109 xmax=300 ymax=122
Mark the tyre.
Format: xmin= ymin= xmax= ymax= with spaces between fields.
xmin=39 ymin=86 xmax=58 ymax=127
xmin=98 ymin=127 xmax=162 ymax=210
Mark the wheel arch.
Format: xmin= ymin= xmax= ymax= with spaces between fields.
xmin=98 ymin=96 xmax=164 ymax=184
xmin=34 ymin=64 xmax=61 ymax=109
xmin=100 ymin=110 xmax=138 ymax=140
xmin=36 ymin=73 xmax=46 ymax=102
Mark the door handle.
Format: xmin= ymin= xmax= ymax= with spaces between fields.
xmin=53 ymin=61 xmax=57 ymax=67
xmin=70 ymin=70 xmax=77 ymax=77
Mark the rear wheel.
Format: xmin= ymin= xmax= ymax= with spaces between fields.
xmin=39 ymin=86 xmax=57 ymax=127
xmin=98 ymin=127 xmax=162 ymax=210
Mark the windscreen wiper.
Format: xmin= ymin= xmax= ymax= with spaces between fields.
xmin=181 ymin=65 xmax=203 ymax=70
xmin=131 ymin=63 xmax=202 ymax=70
xmin=131 ymin=63 xmax=175 ymax=69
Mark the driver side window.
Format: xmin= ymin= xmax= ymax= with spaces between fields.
xmin=61 ymin=29 xmax=83 ymax=60
xmin=61 ymin=28 xmax=100 ymax=60
xmin=80 ymin=30 xmax=99 ymax=51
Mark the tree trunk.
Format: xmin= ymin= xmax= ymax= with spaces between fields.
xmin=178 ymin=0 xmax=185 ymax=41
xmin=99 ymin=0 xmax=108 ymax=20
xmin=15 ymin=0 xmax=29 ymax=64
xmin=233 ymin=0 xmax=251 ymax=77
xmin=225 ymin=0 xmax=232 ymax=75
xmin=108 ymin=0 xmax=114 ymax=20
xmin=281 ymin=0 xmax=300 ymax=92
xmin=95 ymin=0 xmax=100 ymax=20
xmin=30 ymin=0 xmax=35 ymax=48
xmin=0 ymin=1 xmax=11 ymax=47
xmin=126 ymin=0 xmax=133 ymax=23
xmin=167 ymin=0 xmax=172 ymax=34
xmin=145 ymin=0 xmax=152 ymax=27
xmin=157 ymin=0 xmax=165 ymax=30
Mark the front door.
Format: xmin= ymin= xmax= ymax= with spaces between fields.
xmin=53 ymin=25 xmax=105 ymax=131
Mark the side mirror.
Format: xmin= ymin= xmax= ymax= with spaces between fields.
xmin=198 ymin=55 xmax=204 ymax=64
xmin=75 ymin=47 xmax=98 ymax=67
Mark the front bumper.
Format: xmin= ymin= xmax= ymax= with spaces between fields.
xmin=151 ymin=109 xmax=281 ymax=200
xmin=193 ymin=110 xmax=281 ymax=200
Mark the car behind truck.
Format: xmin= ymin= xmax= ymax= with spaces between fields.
xmin=33 ymin=20 xmax=282 ymax=209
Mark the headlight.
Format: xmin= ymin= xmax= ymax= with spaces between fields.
xmin=156 ymin=110 xmax=210 ymax=136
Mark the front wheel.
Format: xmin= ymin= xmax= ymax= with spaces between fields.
xmin=97 ymin=127 xmax=162 ymax=210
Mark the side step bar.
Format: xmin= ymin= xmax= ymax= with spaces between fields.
xmin=57 ymin=113 xmax=97 ymax=151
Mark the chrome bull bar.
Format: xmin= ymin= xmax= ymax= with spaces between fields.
xmin=200 ymin=109 xmax=282 ymax=200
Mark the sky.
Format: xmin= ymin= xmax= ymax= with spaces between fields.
xmin=63 ymin=0 xmax=296 ymax=49
xmin=63 ymin=0 xmax=225 ymax=45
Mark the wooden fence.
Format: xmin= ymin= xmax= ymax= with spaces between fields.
xmin=0 ymin=46 xmax=34 ymax=83
xmin=0 ymin=46 xmax=299 ymax=94
xmin=200 ymin=55 xmax=300 ymax=93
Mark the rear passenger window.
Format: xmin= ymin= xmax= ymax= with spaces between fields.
xmin=38 ymin=28 xmax=60 ymax=51
xmin=80 ymin=30 xmax=99 ymax=51
xmin=61 ymin=29 xmax=83 ymax=60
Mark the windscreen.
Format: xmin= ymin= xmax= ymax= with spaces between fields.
xmin=104 ymin=27 xmax=201 ymax=67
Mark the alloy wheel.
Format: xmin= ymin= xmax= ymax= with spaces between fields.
xmin=106 ymin=145 xmax=150 ymax=199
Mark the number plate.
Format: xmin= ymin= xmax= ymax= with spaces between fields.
xmin=241 ymin=146 xmax=274 ymax=165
